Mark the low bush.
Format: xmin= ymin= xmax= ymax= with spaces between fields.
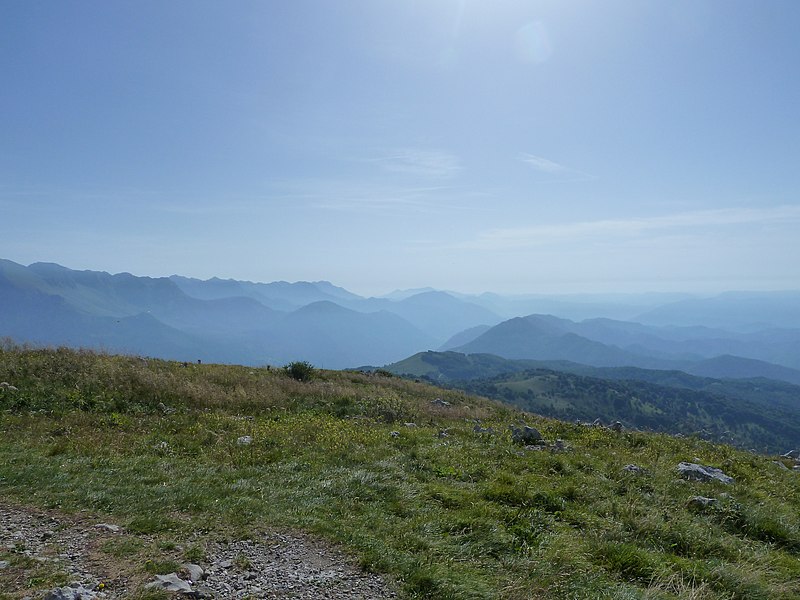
xmin=283 ymin=360 xmax=315 ymax=382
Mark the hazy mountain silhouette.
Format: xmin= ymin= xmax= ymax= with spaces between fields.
xmin=170 ymin=275 xmax=359 ymax=311
xmin=449 ymin=313 xmax=800 ymax=383
xmin=439 ymin=324 xmax=493 ymax=350
xmin=453 ymin=315 xmax=664 ymax=368
xmin=0 ymin=261 xmax=437 ymax=369
xmin=266 ymin=301 xmax=436 ymax=369
xmin=0 ymin=272 xmax=225 ymax=361
xmin=3 ymin=259 xmax=800 ymax=378
xmin=635 ymin=291 xmax=800 ymax=330
xmin=684 ymin=355 xmax=800 ymax=386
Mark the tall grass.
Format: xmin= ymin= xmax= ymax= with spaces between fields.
xmin=1 ymin=345 xmax=799 ymax=599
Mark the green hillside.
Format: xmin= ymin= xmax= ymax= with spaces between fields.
xmin=458 ymin=369 xmax=800 ymax=453
xmin=386 ymin=350 xmax=576 ymax=380
xmin=1 ymin=344 xmax=799 ymax=599
xmin=385 ymin=351 xmax=800 ymax=453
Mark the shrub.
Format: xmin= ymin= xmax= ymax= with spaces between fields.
xmin=284 ymin=361 xmax=315 ymax=382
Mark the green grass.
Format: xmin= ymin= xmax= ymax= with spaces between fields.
xmin=1 ymin=344 xmax=799 ymax=599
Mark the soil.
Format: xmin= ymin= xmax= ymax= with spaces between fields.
xmin=0 ymin=502 xmax=397 ymax=599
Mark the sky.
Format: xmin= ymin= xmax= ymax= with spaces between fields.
xmin=2 ymin=0 xmax=799 ymax=296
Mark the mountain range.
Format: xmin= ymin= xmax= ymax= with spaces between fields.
xmin=444 ymin=314 xmax=800 ymax=382
xmin=3 ymin=259 xmax=800 ymax=383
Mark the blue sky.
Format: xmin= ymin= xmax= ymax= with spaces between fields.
xmin=2 ymin=0 xmax=799 ymax=295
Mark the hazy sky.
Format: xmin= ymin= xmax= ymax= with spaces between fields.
xmin=2 ymin=1 xmax=799 ymax=295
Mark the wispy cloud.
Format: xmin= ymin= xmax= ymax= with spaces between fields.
xmin=462 ymin=205 xmax=800 ymax=250
xmin=263 ymin=177 xmax=479 ymax=215
xmin=519 ymin=153 xmax=595 ymax=181
xmin=369 ymin=148 xmax=462 ymax=178
xmin=310 ymin=185 xmax=473 ymax=214
xmin=312 ymin=194 xmax=440 ymax=213
xmin=519 ymin=153 xmax=567 ymax=173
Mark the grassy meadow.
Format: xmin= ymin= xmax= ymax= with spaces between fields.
xmin=1 ymin=343 xmax=799 ymax=599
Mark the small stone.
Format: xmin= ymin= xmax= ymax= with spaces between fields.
xmin=782 ymin=449 xmax=799 ymax=459
xmin=145 ymin=572 xmax=194 ymax=594
xmin=43 ymin=585 xmax=100 ymax=600
xmin=687 ymin=496 xmax=717 ymax=511
xmin=43 ymin=589 xmax=75 ymax=600
xmin=677 ymin=462 xmax=734 ymax=485
xmin=430 ymin=398 xmax=451 ymax=407
xmin=403 ymin=422 xmax=417 ymax=428
xmin=389 ymin=431 xmax=400 ymax=438
xmin=0 ymin=560 xmax=9 ymax=569
xmin=510 ymin=424 xmax=543 ymax=445
xmin=524 ymin=444 xmax=546 ymax=451
xmin=181 ymin=563 xmax=205 ymax=582
xmin=473 ymin=423 xmax=494 ymax=434
xmin=623 ymin=464 xmax=646 ymax=475
xmin=609 ymin=421 xmax=623 ymax=432
xmin=236 ymin=436 xmax=253 ymax=446
xmin=94 ymin=523 xmax=121 ymax=533
xmin=218 ymin=559 xmax=233 ymax=569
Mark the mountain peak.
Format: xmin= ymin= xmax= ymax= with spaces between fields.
xmin=289 ymin=300 xmax=352 ymax=316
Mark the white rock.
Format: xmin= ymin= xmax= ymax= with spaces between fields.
xmin=181 ymin=562 xmax=205 ymax=582
xmin=145 ymin=572 xmax=193 ymax=593
xmin=677 ymin=462 xmax=734 ymax=485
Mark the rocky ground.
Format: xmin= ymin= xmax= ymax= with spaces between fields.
xmin=0 ymin=503 xmax=397 ymax=599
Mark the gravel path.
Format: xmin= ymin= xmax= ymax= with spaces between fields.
xmin=0 ymin=502 xmax=397 ymax=599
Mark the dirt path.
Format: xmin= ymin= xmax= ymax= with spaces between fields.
xmin=0 ymin=502 xmax=397 ymax=599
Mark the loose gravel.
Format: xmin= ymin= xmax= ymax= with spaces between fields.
xmin=0 ymin=502 xmax=397 ymax=599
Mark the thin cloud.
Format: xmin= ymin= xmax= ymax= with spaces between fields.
xmin=260 ymin=177 xmax=471 ymax=215
xmin=519 ymin=153 xmax=568 ymax=173
xmin=519 ymin=153 xmax=595 ymax=181
xmin=370 ymin=148 xmax=462 ymax=178
xmin=312 ymin=195 xmax=435 ymax=213
xmin=311 ymin=186 xmax=472 ymax=215
xmin=463 ymin=205 xmax=800 ymax=250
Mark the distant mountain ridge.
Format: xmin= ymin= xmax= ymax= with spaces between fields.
xmin=0 ymin=259 xmax=497 ymax=368
xmin=168 ymin=275 xmax=358 ymax=312
xmin=453 ymin=315 xmax=657 ymax=368
xmin=635 ymin=290 xmax=800 ymax=330
xmin=3 ymin=258 xmax=800 ymax=381
xmin=451 ymin=312 xmax=800 ymax=379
